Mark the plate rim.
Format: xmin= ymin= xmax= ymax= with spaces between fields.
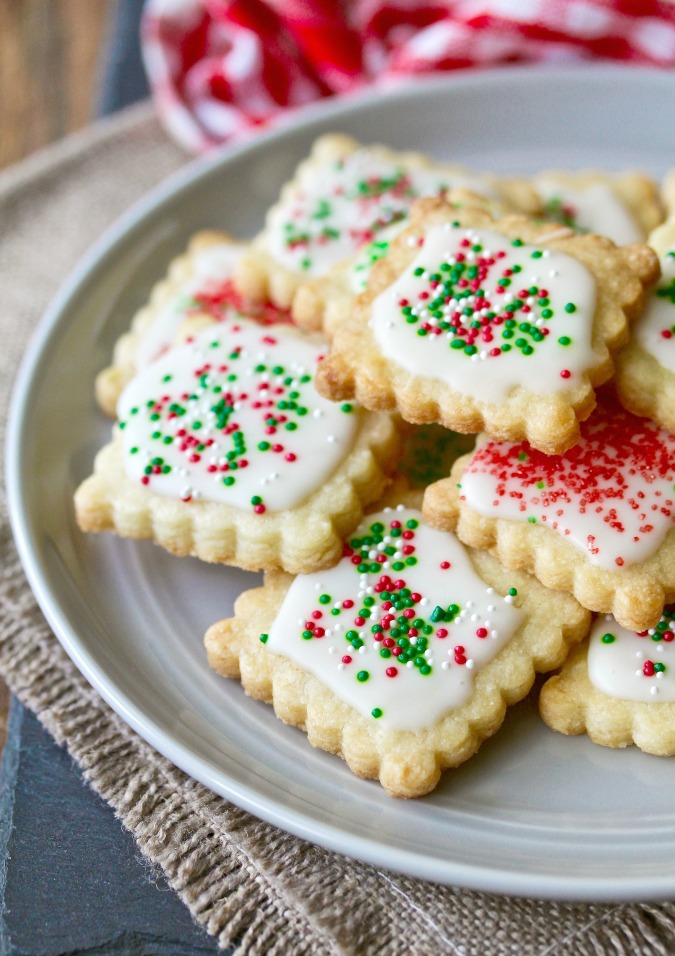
xmin=7 ymin=63 xmax=675 ymax=903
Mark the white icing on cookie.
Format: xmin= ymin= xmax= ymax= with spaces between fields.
xmin=536 ymin=178 xmax=643 ymax=244
xmin=265 ymin=149 xmax=494 ymax=277
xmin=118 ymin=320 xmax=359 ymax=511
xmin=136 ymin=242 xmax=248 ymax=369
xmin=588 ymin=609 xmax=675 ymax=702
xmin=459 ymin=397 xmax=675 ymax=571
xmin=369 ymin=224 xmax=597 ymax=403
xmin=634 ymin=250 xmax=675 ymax=374
xmin=265 ymin=507 xmax=523 ymax=731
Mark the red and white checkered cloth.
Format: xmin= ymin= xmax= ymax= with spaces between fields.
xmin=142 ymin=0 xmax=675 ymax=152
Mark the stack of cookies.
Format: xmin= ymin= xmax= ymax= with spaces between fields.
xmin=75 ymin=135 xmax=675 ymax=797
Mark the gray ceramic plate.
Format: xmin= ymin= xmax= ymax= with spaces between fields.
xmin=8 ymin=66 xmax=675 ymax=902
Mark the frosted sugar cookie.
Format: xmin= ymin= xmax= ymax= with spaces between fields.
xmin=76 ymin=320 xmax=400 ymax=574
xmin=540 ymin=606 xmax=675 ymax=755
xmin=96 ymin=232 xmax=290 ymax=417
xmin=534 ymin=170 xmax=663 ymax=244
xmin=315 ymin=197 xmax=659 ymax=455
xmin=205 ymin=504 xmax=589 ymax=798
xmin=293 ymin=188 xmax=514 ymax=339
xmin=615 ymin=216 xmax=675 ymax=433
xmin=234 ymin=134 xmax=541 ymax=319
xmin=423 ymin=394 xmax=675 ymax=632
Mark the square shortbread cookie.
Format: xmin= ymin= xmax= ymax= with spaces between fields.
xmin=315 ymin=197 xmax=659 ymax=454
xmin=205 ymin=502 xmax=590 ymax=798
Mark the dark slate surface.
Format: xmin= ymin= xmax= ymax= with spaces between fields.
xmin=97 ymin=0 xmax=150 ymax=116
xmin=0 ymin=700 xmax=220 ymax=955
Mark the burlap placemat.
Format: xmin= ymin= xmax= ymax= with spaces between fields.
xmin=1 ymin=102 xmax=674 ymax=955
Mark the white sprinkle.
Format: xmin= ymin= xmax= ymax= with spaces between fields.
xmin=338 ymin=663 xmax=345 ymax=671
xmin=504 ymin=595 xmax=514 ymax=604
xmin=442 ymin=661 xmax=450 ymax=670
xmin=651 ymin=685 xmax=659 ymax=695
xmin=466 ymin=659 xmax=475 ymax=669
xmin=312 ymin=409 xmax=323 ymax=418
xmin=327 ymin=435 xmax=336 ymax=443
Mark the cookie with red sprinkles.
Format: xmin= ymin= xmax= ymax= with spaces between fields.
xmin=423 ymin=394 xmax=675 ymax=632
xmin=96 ymin=231 xmax=291 ymax=418
xmin=315 ymin=197 xmax=659 ymax=455
xmin=615 ymin=216 xmax=675 ymax=434
xmin=234 ymin=134 xmax=541 ymax=322
xmin=205 ymin=499 xmax=589 ymax=798
xmin=540 ymin=605 xmax=675 ymax=756
xmin=76 ymin=319 xmax=401 ymax=574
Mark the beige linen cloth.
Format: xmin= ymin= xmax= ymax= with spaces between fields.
xmin=1 ymin=103 xmax=675 ymax=955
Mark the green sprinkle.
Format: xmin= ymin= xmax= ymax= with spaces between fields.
xmin=259 ymin=633 xmax=269 ymax=644
xmin=371 ymin=708 xmax=383 ymax=719
xmin=601 ymin=633 xmax=616 ymax=644
xmin=357 ymin=670 xmax=370 ymax=683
